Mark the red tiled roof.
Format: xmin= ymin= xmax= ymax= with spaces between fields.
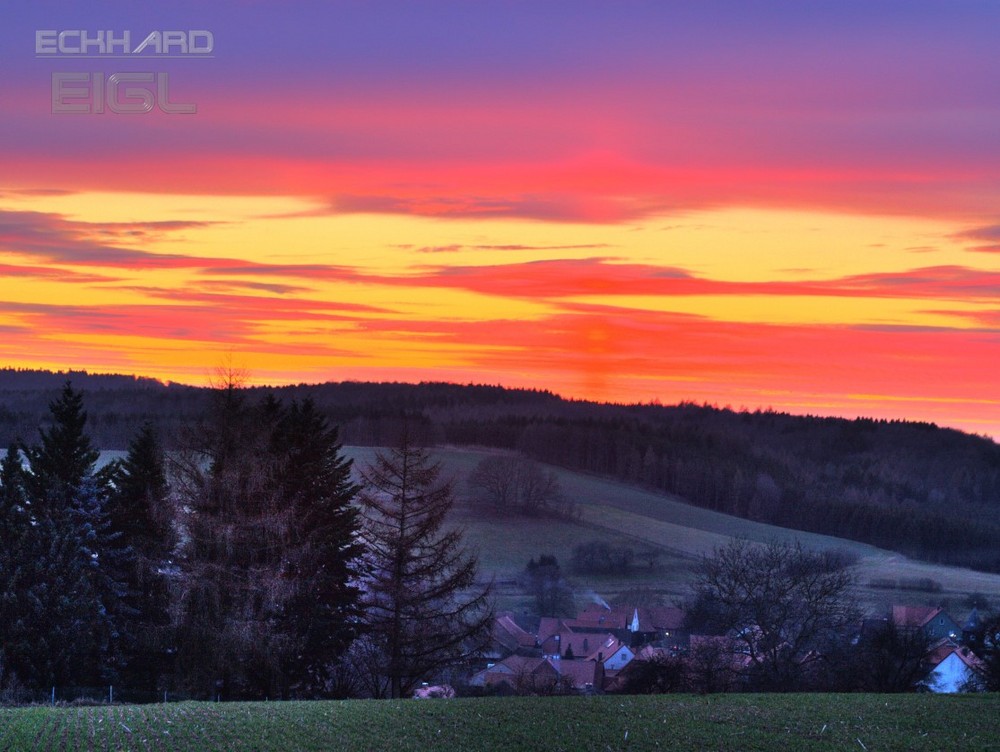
xmin=589 ymin=637 xmax=635 ymax=661
xmin=892 ymin=605 xmax=943 ymax=629
xmin=574 ymin=604 xmax=686 ymax=632
xmin=470 ymin=655 xmax=560 ymax=687
xmin=542 ymin=630 xmax=617 ymax=659
xmin=635 ymin=644 xmax=671 ymax=662
xmin=537 ymin=617 xmax=571 ymax=642
xmin=493 ymin=614 xmax=536 ymax=649
xmin=586 ymin=635 xmax=627 ymax=662
xmin=554 ymin=658 xmax=602 ymax=689
xmin=688 ymin=634 xmax=753 ymax=669
xmin=574 ymin=605 xmax=628 ymax=630
xmin=925 ymin=638 xmax=984 ymax=671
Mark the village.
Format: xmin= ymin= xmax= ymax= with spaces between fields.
xmin=467 ymin=601 xmax=989 ymax=696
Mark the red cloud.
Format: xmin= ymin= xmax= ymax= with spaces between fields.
xmin=360 ymin=257 xmax=1000 ymax=303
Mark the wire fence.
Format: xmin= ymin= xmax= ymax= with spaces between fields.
xmin=1 ymin=685 xmax=199 ymax=707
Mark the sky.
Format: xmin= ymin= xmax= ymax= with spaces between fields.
xmin=1 ymin=1 xmax=998 ymax=437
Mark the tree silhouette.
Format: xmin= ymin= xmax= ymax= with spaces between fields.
xmin=171 ymin=379 xmax=362 ymax=699
xmin=692 ymin=538 xmax=856 ymax=691
xmin=11 ymin=384 xmax=122 ymax=686
xmin=523 ymin=555 xmax=574 ymax=617
xmin=107 ymin=423 xmax=175 ymax=691
xmin=358 ymin=429 xmax=492 ymax=698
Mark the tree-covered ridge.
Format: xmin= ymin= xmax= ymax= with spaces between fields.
xmin=499 ymin=405 xmax=1000 ymax=570
xmin=0 ymin=372 xmax=998 ymax=570
xmin=0 ymin=368 xmax=168 ymax=392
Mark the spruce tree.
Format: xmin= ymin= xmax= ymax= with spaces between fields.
xmin=3 ymin=514 xmax=96 ymax=686
xmin=357 ymin=429 xmax=493 ymax=698
xmin=14 ymin=383 xmax=124 ymax=686
xmin=107 ymin=423 xmax=174 ymax=691
xmin=272 ymin=398 xmax=364 ymax=695
xmin=23 ymin=383 xmax=101 ymax=520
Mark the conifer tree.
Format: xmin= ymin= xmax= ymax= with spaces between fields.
xmin=23 ymin=383 xmax=101 ymax=520
xmin=107 ymin=423 xmax=175 ymax=691
xmin=13 ymin=383 xmax=124 ymax=686
xmin=172 ymin=377 xmax=275 ymax=698
xmin=272 ymin=398 xmax=364 ymax=694
xmin=358 ymin=429 xmax=493 ymax=698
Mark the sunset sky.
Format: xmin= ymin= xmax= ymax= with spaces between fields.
xmin=1 ymin=1 xmax=999 ymax=436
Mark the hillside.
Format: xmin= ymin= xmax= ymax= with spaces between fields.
xmin=345 ymin=446 xmax=1000 ymax=612
xmin=2 ymin=368 xmax=999 ymax=572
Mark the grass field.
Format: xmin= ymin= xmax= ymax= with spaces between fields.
xmin=1 ymin=694 xmax=997 ymax=751
xmin=343 ymin=446 xmax=1000 ymax=612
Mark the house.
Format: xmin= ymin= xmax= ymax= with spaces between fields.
xmin=468 ymin=655 xmax=560 ymax=693
xmin=604 ymin=645 xmax=682 ymax=693
xmin=536 ymin=617 xmax=573 ymax=645
xmin=587 ymin=635 xmax=635 ymax=672
xmin=891 ymin=606 xmax=961 ymax=642
xmin=919 ymin=639 xmax=983 ymax=693
xmin=552 ymin=657 xmax=604 ymax=693
xmin=469 ymin=654 xmax=604 ymax=694
xmin=540 ymin=630 xmax=618 ymax=660
xmin=634 ymin=644 xmax=673 ymax=662
xmin=489 ymin=613 xmax=537 ymax=657
xmin=571 ymin=604 xmax=688 ymax=647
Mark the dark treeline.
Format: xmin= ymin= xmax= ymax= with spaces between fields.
xmin=1 ymin=369 xmax=999 ymax=571
xmin=0 ymin=369 xmax=206 ymax=450
xmin=0 ymin=376 xmax=491 ymax=700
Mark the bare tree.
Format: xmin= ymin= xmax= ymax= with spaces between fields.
xmin=358 ymin=430 xmax=493 ymax=698
xmin=517 ymin=461 xmax=562 ymax=515
xmin=691 ymin=539 xmax=856 ymax=691
xmin=852 ymin=619 xmax=931 ymax=692
xmin=467 ymin=455 xmax=565 ymax=517
xmin=467 ymin=455 xmax=520 ymax=514
xmin=686 ymin=637 xmax=742 ymax=694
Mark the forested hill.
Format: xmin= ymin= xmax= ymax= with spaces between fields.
xmin=2 ymin=368 xmax=999 ymax=571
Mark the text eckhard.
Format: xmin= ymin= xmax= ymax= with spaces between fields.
xmin=38 ymin=29 xmax=210 ymax=115
xmin=36 ymin=30 xmax=214 ymax=56
xmin=51 ymin=72 xmax=197 ymax=115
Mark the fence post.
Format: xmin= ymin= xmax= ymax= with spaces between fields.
xmin=51 ymin=686 xmax=55 ymax=706
xmin=109 ymin=685 xmax=113 ymax=704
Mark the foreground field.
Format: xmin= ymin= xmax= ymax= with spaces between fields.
xmin=1 ymin=694 xmax=997 ymax=752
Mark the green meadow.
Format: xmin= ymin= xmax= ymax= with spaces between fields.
xmin=2 ymin=694 xmax=997 ymax=752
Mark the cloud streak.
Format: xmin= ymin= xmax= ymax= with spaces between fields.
xmin=337 ymin=258 xmax=1000 ymax=304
